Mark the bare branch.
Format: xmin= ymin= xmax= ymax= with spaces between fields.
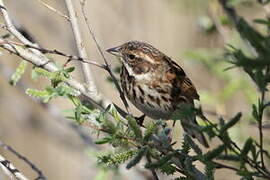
xmin=0 ymin=1 xmax=127 ymax=117
xmin=64 ymin=0 xmax=97 ymax=94
xmin=0 ymin=1 xmax=39 ymax=51
xmin=79 ymin=0 xmax=130 ymax=113
xmin=0 ymin=141 xmax=45 ymax=180
xmin=36 ymin=0 xmax=70 ymax=21
xmin=2 ymin=40 xmax=106 ymax=69
xmin=0 ymin=154 xmax=29 ymax=180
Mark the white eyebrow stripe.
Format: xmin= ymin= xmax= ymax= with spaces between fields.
xmin=138 ymin=52 xmax=155 ymax=63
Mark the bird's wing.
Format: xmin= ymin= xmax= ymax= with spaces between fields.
xmin=165 ymin=57 xmax=199 ymax=102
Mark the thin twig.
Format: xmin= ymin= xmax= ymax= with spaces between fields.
xmin=146 ymin=154 xmax=159 ymax=180
xmin=0 ymin=141 xmax=46 ymax=180
xmin=36 ymin=0 xmax=70 ymax=21
xmin=0 ymin=1 xmax=126 ymax=116
xmin=79 ymin=0 xmax=130 ymax=113
xmin=1 ymin=40 xmax=106 ymax=69
xmin=0 ymin=1 xmax=42 ymax=57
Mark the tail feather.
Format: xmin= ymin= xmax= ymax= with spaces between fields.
xmin=181 ymin=116 xmax=209 ymax=148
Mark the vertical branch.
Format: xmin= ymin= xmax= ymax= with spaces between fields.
xmin=258 ymin=90 xmax=266 ymax=168
xmin=79 ymin=0 xmax=130 ymax=113
xmin=64 ymin=0 xmax=97 ymax=95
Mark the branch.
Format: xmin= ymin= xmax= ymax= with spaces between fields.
xmin=64 ymin=0 xmax=97 ymax=93
xmin=0 ymin=1 xmax=41 ymax=57
xmin=0 ymin=1 xmax=128 ymax=117
xmin=0 ymin=141 xmax=45 ymax=180
xmin=218 ymin=0 xmax=270 ymax=173
xmin=36 ymin=0 xmax=70 ymax=21
xmin=79 ymin=0 xmax=130 ymax=112
xmin=0 ymin=154 xmax=29 ymax=180
xmin=4 ymin=40 xmax=106 ymax=69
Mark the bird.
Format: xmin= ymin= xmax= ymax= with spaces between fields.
xmin=106 ymin=41 xmax=209 ymax=148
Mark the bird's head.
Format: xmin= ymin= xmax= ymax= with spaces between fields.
xmin=106 ymin=41 xmax=164 ymax=76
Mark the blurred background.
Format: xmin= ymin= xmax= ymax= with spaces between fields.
xmin=0 ymin=0 xmax=268 ymax=179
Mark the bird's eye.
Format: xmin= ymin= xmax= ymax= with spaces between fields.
xmin=128 ymin=54 xmax=135 ymax=60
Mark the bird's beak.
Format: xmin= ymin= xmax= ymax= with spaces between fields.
xmin=106 ymin=46 xmax=122 ymax=57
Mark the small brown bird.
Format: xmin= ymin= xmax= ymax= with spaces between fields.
xmin=107 ymin=41 xmax=208 ymax=147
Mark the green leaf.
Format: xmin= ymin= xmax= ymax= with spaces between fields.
xmin=184 ymin=135 xmax=202 ymax=155
xmin=64 ymin=66 xmax=75 ymax=73
xmin=241 ymin=138 xmax=253 ymax=159
xmin=32 ymin=67 xmax=53 ymax=79
xmin=217 ymin=154 xmax=240 ymax=161
xmin=204 ymin=145 xmax=226 ymax=161
xmin=126 ymin=115 xmax=142 ymax=139
xmin=143 ymin=122 xmax=158 ymax=142
xmin=126 ymin=146 xmax=148 ymax=169
xmin=25 ymin=88 xmax=53 ymax=102
xmin=220 ymin=112 xmax=242 ymax=135
xmin=253 ymin=19 xmax=270 ymax=26
xmin=9 ymin=61 xmax=27 ymax=86
xmin=145 ymin=152 xmax=176 ymax=169
xmin=95 ymin=137 xmax=112 ymax=144
xmin=181 ymin=135 xmax=191 ymax=155
xmin=159 ymin=164 xmax=177 ymax=175
xmin=252 ymin=104 xmax=259 ymax=121
xmin=236 ymin=18 xmax=266 ymax=55
xmin=98 ymin=150 xmax=136 ymax=168
xmin=75 ymin=104 xmax=83 ymax=123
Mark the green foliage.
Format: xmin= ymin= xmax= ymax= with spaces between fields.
xmin=184 ymin=135 xmax=202 ymax=155
xmin=9 ymin=60 xmax=27 ymax=85
xmin=26 ymin=67 xmax=78 ymax=102
xmin=26 ymin=85 xmax=77 ymax=103
xmin=204 ymin=145 xmax=226 ymax=161
xmin=16 ymin=1 xmax=270 ymax=179
xmin=126 ymin=146 xmax=148 ymax=169
xmin=98 ymin=150 xmax=136 ymax=168
xmin=126 ymin=116 xmax=142 ymax=140
xmin=158 ymin=164 xmax=177 ymax=175
xmin=145 ymin=152 xmax=176 ymax=169
xmin=219 ymin=112 xmax=242 ymax=135
xmin=205 ymin=162 xmax=215 ymax=180
xmin=31 ymin=67 xmax=75 ymax=87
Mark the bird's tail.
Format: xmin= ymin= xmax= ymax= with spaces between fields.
xmin=181 ymin=115 xmax=209 ymax=148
